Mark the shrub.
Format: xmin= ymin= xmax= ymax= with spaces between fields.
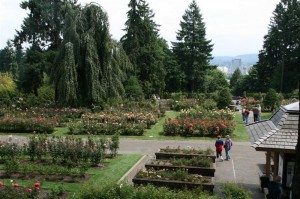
xmin=221 ymin=183 xmax=251 ymax=199
xmin=75 ymin=183 xmax=217 ymax=199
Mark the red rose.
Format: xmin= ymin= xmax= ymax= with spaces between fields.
xmin=34 ymin=182 xmax=40 ymax=188
xmin=14 ymin=183 xmax=19 ymax=188
xmin=0 ymin=182 xmax=3 ymax=186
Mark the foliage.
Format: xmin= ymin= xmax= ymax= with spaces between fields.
xmin=163 ymin=107 xmax=235 ymax=137
xmin=0 ymin=41 xmax=18 ymax=78
xmin=0 ymin=181 xmax=40 ymax=199
xmin=205 ymin=69 xmax=229 ymax=93
xmin=254 ymin=0 xmax=300 ymax=93
xmin=0 ymin=73 xmax=17 ymax=98
xmin=221 ymin=183 xmax=251 ymax=199
xmin=14 ymin=0 xmax=78 ymax=49
xmin=135 ymin=168 xmax=211 ymax=183
xmin=217 ymin=87 xmax=232 ymax=109
xmin=172 ymin=0 xmax=213 ymax=93
xmin=150 ymin=157 xmax=213 ymax=168
xmin=159 ymin=146 xmax=214 ymax=155
xmin=124 ymin=76 xmax=144 ymax=100
xmin=18 ymin=45 xmax=44 ymax=96
xmin=54 ymin=4 xmax=130 ymax=106
xmin=263 ymin=88 xmax=281 ymax=111
xmin=68 ymin=109 xmax=160 ymax=136
xmin=0 ymin=134 xmax=119 ymax=171
xmin=0 ymin=115 xmax=56 ymax=133
xmin=121 ymin=0 xmax=166 ymax=97
xmin=75 ymin=183 xmax=217 ymax=199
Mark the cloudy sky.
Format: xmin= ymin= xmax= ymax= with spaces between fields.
xmin=0 ymin=0 xmax=280 ymax=56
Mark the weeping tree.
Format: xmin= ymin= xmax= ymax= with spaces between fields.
xmin=55 ymin=42 xmax=78 ymax=107
xmin=54 ymin=3 xmax=131 ymax=106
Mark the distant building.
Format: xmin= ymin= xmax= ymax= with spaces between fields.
xmin=231 ymin=58 xmax=242 ymax=74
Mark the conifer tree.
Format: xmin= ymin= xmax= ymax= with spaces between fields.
xmin=255 ymin=0 xmax=300 ymax=93
xmin=172 ymin=0 xmax=213 ymax=93
xmin=121 ymin=0 xmax=166 ymax=97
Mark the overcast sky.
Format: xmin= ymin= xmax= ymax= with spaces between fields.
xmin=0 ymin=0 xmax=280 ymax=56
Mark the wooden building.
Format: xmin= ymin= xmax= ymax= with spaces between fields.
xmin=246 ymin=101 xmax=299 ymax=190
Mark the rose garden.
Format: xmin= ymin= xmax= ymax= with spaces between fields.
xmin=0 ymin=98 xmax=258 ymax=199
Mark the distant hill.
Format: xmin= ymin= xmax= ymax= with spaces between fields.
xmin=210 ymin=54 xmax=258 ymax=67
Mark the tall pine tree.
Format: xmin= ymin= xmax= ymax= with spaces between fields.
xmin=255 ymin=0 xmax=300 ymax=93
xmin=121 ymin=0 xmax=166 ymax=97
xmin=172 ymin=0 xmax=213 ymax=93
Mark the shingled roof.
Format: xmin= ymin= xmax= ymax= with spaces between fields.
xmin=246 ymin=101 xmax=299 ymax=153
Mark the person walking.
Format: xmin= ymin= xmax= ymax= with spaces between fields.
xmin=257 ymin=104 xmax=262 ymax=122
xmin=244 ymin=107 xmax=250 ymax=124
xmin=224 ymin=135 xmax=233 ymax=160
xmin=253 ymin=106 xmax=259 ymax=122
xmin=215 ymin=135 xmax=224 ymax=161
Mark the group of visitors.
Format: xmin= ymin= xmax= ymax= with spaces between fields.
xmin=215 ymin=135 xmax=233 ymax=161
xmin=242 ymin=104 xmax=262 ymax=124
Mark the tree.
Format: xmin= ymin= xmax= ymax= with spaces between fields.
xmin=19 ymin=45 xmax=44 ymax=96
xmin=54 ymin=3 xmax=131 ymax=106
xmin=217 ymin=87 xmax=232 ymax=109
xmin=0 ymin=41 xmax=18 ymax=79
xmin=263 ymin=88 xmax=279 ymax=111
xmin=124 ymin=76 xmax=144 ymax=100
xmin=172 ymin=0 xmax=213 ymax=93
xmin=0 ymin=73 xmax=17 ymax=98
xmin=205 ymin=69 xmax=229 ymax=93
xmin=256 ymin=0 xmax=300 ymax=93
xmin=121 ymin=0 xmax=166 ymax=97
xmin=230 ymin=68 xmax=242 ymax=89
xmin=55 ymin=42 xmax=78 ymax=107
xmin=14 ymin=0 xmax=79 ymax=49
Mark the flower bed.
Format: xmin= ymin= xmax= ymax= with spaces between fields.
xmin=145 ymin=157 xmax=215 ymax=176
xmin=163 ymin=107 xmax=235 ymax=137
xmin=155 ymin=147 xmax=216 ymax=163
xmin=68 ymin=108 xmax=162 ymax=136
xmin=132 ymin=169 xmax=214 ymax=193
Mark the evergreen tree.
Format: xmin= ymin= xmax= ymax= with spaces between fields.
xmin=0 ymin=41 xmax=18 ymax=79
xmin=19 ymin=45 xmax=44 ymax=96
xmin=14 ymin=0 xmax=79 ymax=49
xmin=256 ymin=0 xmax=300 ymax=93
xmin=230 ymin=68 xmax=242 ymax=89
xmin=121 ymin=0 xmax=166 ymax=97
xmin=172 ymin=0 xmax=213 ymax=93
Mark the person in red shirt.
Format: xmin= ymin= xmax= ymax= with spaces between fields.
xmin=244 ymin=107 xmax=250 ymax=124
xmin=215 ymin=135 xmax=224 ymax=161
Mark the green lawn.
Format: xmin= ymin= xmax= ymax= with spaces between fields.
xmin=232 ymin=112 xmax=249 ymax=141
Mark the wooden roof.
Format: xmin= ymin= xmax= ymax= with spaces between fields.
xmin=246 ymin=101 xmax=299 ymax=153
